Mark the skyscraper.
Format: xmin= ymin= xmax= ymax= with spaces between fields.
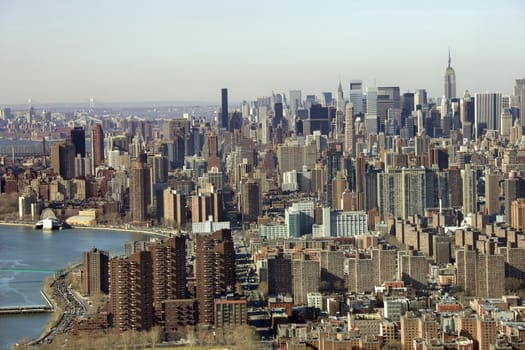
xmin=484 ymin=172 xmax=501 ymax=217
xmin=336 ymin=81 xmax=344 ymax=112
xmin=109 ymin=251 xmax=153 ymax=332
xmin=397 ymin=250 xmax=428 ymax=289
xmin=377 ymin=169 xmax=403 ymax=218
xmin=514 ymin=79 xmax=525 ymax=124
xmin=344 ymin=103 xmax=354 ymax=156
xmin=326 ymin=142 xmax=344 ymax=208
xmin=267 ymin=255 xmax=293 ymax=296
xmin=221 ymin=88 xmax=228 ymax=129
xmin=511 ymin=198 xmax=525 ymax=230
xmin=462 ymin=164 xmax=478 ymax=216
xmin=400 ymin=167 xmax=438 ymax=220
xmin=194 ymin=229 xmax=235 ymax=324
xmin=109 ymin=238 xmax=191 ymax=336
xmin=50 ymin=141 xmax=76 ymax=180
xmin=414 ymin=89 xmax=428 ymax=109
xmin=163 ymin=188 xmax=186 ymax=227
xmin=240 ymin=177 xmax=260 ymax=222
xmin=82 ymin=248 xmax=109 ymax=296
xmin=91 ymin=123 xmax=104 ymax=169
xmin=474 ymin=92 xmax=502 ymax=138
xmin=130 ymin=154 xmax=151 ymax=222
xmin=289 ymin=90 xmax=302 ymax=116
xmin=303 ymin=104 xmax=330 ymax=136
xmin=460 ymin=90 xmax=475 ymax=124
xmin=70 ymin=127 xmax=86 ymax=157
xmin=371 ymin=246 xmax=397 ymax=285
xmin=354 ymin=155 xmax=367 ymax=211
xmin=349 ymin=80 xmax=363 ymax=115
xmin=501 ymin=108 xmax=513 ymax=138
xmin=149 ymin=237 xmax=187 ymax=323
xmin=150 ymin=154 xmax=168 ymax=184
xmin=206 ymin=131 xmax=218 ymax=158
xmin=292 ymin=259 xmax=320 ymax=305
xmin=504 ymin=173 xmax=525 ymax=225
xmin=455 ymin=246 xmax=505 ymax=298
xmin=321 ymin=92 xmax=333 ymax=107
xmin=331 ymin=170 xmax=346 ymax=210
xmin=347 ymin=255 xmax=374 ymax=293
xmin=273 ymin=102 xmax=284 ymax=128
xmin=447 ymin=166 xmax=463 ymax=208
xmin=455 ymin=246 xmax=478 ymax=296
xmin=444 ymin=49 xmax=456 ymax=101
xmin=476 ymin=251 xmax=505 ymax=298
xmin=191 ymin=189 xmax=223 ymax=223
xmin=401 ymin=92 xmax=415 ymax=119
xmin=377 ymin=86 xmax=401 ymax=132
xmin=365 ymin=87 xmax=378 ymax=135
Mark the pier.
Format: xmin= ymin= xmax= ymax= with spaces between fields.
xmin=0 ymin=305 xmax=53 ymax=315
xmin=0 ymin=289 xmax=55 ymax=315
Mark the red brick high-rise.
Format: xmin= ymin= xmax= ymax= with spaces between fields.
xmin=91 ymin=123 xmax=104 ymax=168
xmin=109 ymin=237 xmax=192 ymax=334
xmin=50 ymin=141 xmax=76 ymax=179
xmin=129 ymin=154 xmax=151 ymax=222
xmin=149 ymin=236 xmax=187 ymax=324
xmin=163 ymin=188 xmax=187 ymax=227
xmin=447 ymin=166 xmax=463 ymax=208
xmin=81 ymin=248 xmax=109 ymax=296
xmin=194 ymin=229 xmax=235 ymax=324
xmin=191 ymin=190 xmax=223 ymax=223
xmin=109 ymin=251 xmax=153 ymax=332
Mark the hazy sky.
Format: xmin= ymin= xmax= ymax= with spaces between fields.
xmin=1 ymin=0 xmax=524 ymax=105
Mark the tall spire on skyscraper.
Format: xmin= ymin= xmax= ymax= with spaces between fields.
xmin=337 ymin=80 xmax=344 ymax=111
xmin=335 ymin=81 xmax=345 ymax=139
xmin=444 ymin=48 xmax=456 ymax=101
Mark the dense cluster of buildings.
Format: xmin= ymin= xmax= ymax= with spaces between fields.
xmin=79 ymin=230 xmax=237 ymax=339
xmin=1 ymin=56 xmax=525 ymax=348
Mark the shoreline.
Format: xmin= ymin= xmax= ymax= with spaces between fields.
xmin=0 ymin=221 xmax=34 ymax=228
xmin=0 ymin=220 xmax=176 ymax=238
xmin=27 ymin=282 xmax=61 ymax=347
xmin=0 ymin=221 xmax=175 ymax=349
xmin=71 ymin=224 xmax=174 ymax=237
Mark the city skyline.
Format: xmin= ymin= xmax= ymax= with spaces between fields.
xmin=1 ymin=0 xmax=524 ymax=104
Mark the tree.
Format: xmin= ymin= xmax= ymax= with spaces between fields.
xmin=147 ymin=326 xmax=162 ymax=348
xmin=257 ymin=281 xmax=268 ymax=300
xmin=231 ymin=324 xmax=258 ymax=350
xmin=0 ymin=193 xmax=19 ymax=220
xmin=235 ymin=281 xmax=244 ymax=295
xmin=186 ymin=326 xmax=196 ymax=347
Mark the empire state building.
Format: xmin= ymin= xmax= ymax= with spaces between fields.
xmin=444 ymin=50 xmax=456 ymax=100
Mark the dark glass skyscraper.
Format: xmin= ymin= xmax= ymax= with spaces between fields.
xmin=272 ymin=102 xmax=283 ymax=128
xmin=326 ymin=142 xmax=344 ymax=208
xmin=70 ymin=126 xmax=86 ymax=157
xmin=221 ymin=88 xmax=228 ymax=129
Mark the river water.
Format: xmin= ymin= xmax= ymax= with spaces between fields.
xmin=0 ymin=225 xmax=156 ymax=349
